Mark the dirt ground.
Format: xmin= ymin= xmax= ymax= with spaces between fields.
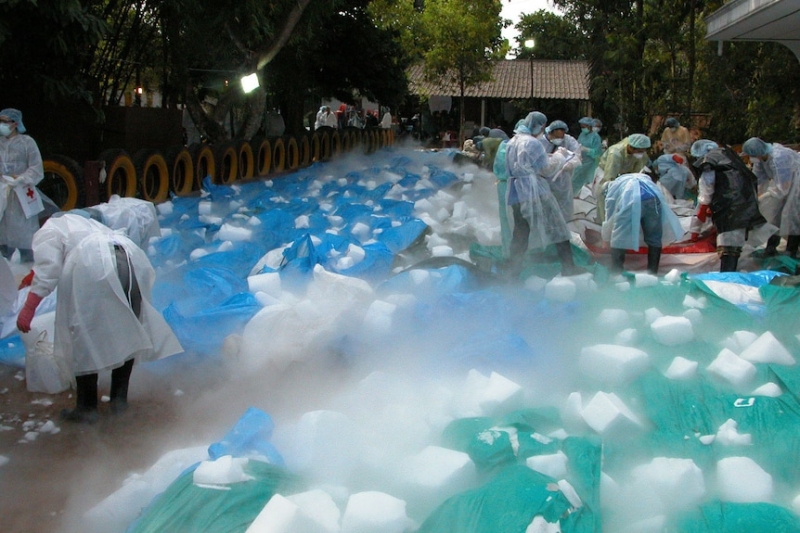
xmin=0 ymin=363 xmax=180 ymax=533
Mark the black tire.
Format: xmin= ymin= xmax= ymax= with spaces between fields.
xmin=298 ymin=135 xmax=311 ymax=167
xmin=189 ymin=143 xmax=215 ymax=188
xmin=99 ymin=149 xmax=137 ymax=200
xmin=272 ymin=137 xmax=286 ymax=173
xmin=285 ymin=136 xmax=300 ymax=170
xmin=215 ymin=142 xmax=239 ymax=184
xmin=334 ymin=130 xmax=345 ymax=155
xmin=310 ymin=132 xmax=321 ymax=163
xmin=165 ymin=146 xmax=195 ymax=196
xmin=319 ymin=131 xmax=331 ymax=161
xmin=238 ymin=141 xmax=255 ymax=180
xmin=252 ymin=137 xmax=272 ymax=177
xmin=41 ymin=155 xmax=85 ymax=210
xmin=133 ymin=149 xmax=170 ymax=203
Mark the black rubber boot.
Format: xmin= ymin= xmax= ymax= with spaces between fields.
xmin=556 ymin=241 xmax=585 ymax=276
xmin=61 ymin=373 xmax=99 ymax=424
xmin=110 ymin=359 xmax=134 ymax=415
xmin=719 ymin=254 xmax=739 ymax=273
xmin=647 ymin=246 xmax=662 ymax=275
xmin=764 ymin=234 xmax=781 ymax=257
xmin=609 ymin=248 xmax=626 ymax=275
xmin=785 ymin=235 xmax=800 ymax=259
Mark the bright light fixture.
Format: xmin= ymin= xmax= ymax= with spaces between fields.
xmin=241 ymin=73 xmax=260 ymax=93
xmin=524 ymin=39 xmax=535 ymax=49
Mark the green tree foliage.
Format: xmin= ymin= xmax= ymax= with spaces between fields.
xmin=515 ymin=10 xmax=587 ymax=61
xmin=420 ymin=0 xmax=507 ymax=140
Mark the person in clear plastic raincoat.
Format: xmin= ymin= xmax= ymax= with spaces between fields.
xmin=691 ymin=139 xmax=767 ymax=272
xmin=536 ymin=120 xmax=582 ymax=222
xmin=654 ymin=153 xmax=696 ymax=201
xmin=602 ymin=173 xmax=684 ymax=274
xmin=16 ymin=212 xmax=182 ymax=423
xmin=572 ymin=117 xmax=603 ymax=193
xmin=741 ymin=137 xmax=800 ymax=258
xmin=595 ymin=134 xmax=652 ymax=221
xmin=0 ymin=108 xmax=43 ymax=263
xmin=90 ymin=195 xmax=161 ymax=249
xmin=505 ymin=112 xmax=580 ymax=276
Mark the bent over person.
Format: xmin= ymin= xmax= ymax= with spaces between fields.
xmin=16 ymin=211 xmax=182 ymax=423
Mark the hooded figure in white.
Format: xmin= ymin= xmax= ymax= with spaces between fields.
xmin=17 ymin=212 xmax=182 ymax=422
xmin=91 ymin=195 xmax=161 ymax=249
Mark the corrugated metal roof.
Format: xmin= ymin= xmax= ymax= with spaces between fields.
xmin=407 ymin=59 xmax=590 ymax=100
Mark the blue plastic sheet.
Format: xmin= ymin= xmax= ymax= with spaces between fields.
xmin=0 ymin=334 xmax=25 ymax=368
xmin=208 ymin=407 xmax=284 ymax=465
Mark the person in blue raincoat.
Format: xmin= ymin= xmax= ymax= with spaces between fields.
xmin=741 ymin=137 xmax=800 ymax=258
xmin=653 ymin=153 xmax=696 ymax=201
xmin=572 ymin=117 xmax=603 ymax=193
xmin=492 ymin=128 xmax=513 ymax=259
xmin=536 ymin=120 xmax=582 ymax=223
xmin=602 ymin=173 xmax=684 ymax=274
xmin=505 ymin=112 xmax=581 ymax=276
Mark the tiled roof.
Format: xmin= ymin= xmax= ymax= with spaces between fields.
xmin=407 ymin=59 xmax=590 ymax=100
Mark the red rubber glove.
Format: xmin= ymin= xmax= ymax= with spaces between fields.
xmin=18 ymin=269 xmax=34 ymax=289
xmin=672 ymin=154 xmax=684 ymax=165
xmin=696 ymin=204 xmax=712 ymax=223
xmin=16 ymin=292 xmax=43 ymax=333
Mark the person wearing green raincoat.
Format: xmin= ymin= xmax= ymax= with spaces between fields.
xmin=572 ymin=117 xmax=602 ymax=193
xmin=594 ymin=133 xmax=652 ymax=222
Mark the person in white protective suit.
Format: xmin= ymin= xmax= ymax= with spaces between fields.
xmin=602 ymin=173 xmax=684 ymax=274
xmin=0 ymin=108 xmax=44 ymax=263
xmin=16 ymin=211 xmax=182 ymax=423
xmin=741 ymin=137 xmax=800 ymax=259
xmin=89 ymin=195 xmax=161 ymax=249
xmin=506 ymin=112 xmax=582 ymax=277
xmin=536 ymin=120 xmax=582 ymax=223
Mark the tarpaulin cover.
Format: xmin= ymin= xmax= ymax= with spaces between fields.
xmin=665 ymin=501 xmax=800 ymax=533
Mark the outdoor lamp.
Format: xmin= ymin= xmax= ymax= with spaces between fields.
xmin=241 ymin=73 xmax=260 ymax=93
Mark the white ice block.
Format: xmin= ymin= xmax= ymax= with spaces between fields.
xmin=716 ymin=456 xmax=773 ymax=503
xmin=526 ymin=451 xmax=569 ymax=480
xmin=340 ymin=492 xmax=412 ymax=533
xmin=245 ymin=494 xmax=322 ymax=533
xmin=715 ymin=418 xmax=752 ymax=446
xmin=461 ymin=370 xmax=523 ymax=415
xmin=578 ymin=344 xmax=650 ymax=385
xmin=248 ymin=272 xmax=282 ymax=297
xmin=218 ymin=223 xmax=253 ymax=242
xmin=405 ymin=446 xmax=475 ymax=489
xmin=751 ymin=382 xmax=782 ymax=397
xmin=630 ymin=457 xmax=705 ymax=510
xmin=545 ymin=277 xmax=577 ymax=302
xmin=581 ymin=392 xmax=642 ymax=435
xmin=614 ymin=328 xmax=639 ymax=346
xmin=663 ymin=356 xmax=698 ymax=380
xmin=722 ymin=330 xmax=759 ymax=353
xmin=285 ymin=490 xmax=341 ymax=533
xmin=634 ymin=273 xmax=658 ymax=287
xmin=644 ymin=307 xmax=664 ymax=325
xmin=707 ymin=348 xmax=757 ymax=388
xmin=193 ymin=455 xmax=254 ymax=486
xmin=739 ymin=331 xmax=795 ymax=365
xmin=650 ymin=316 xmax=694 ymax=345
xmin=431 ymin=245 xmax=454 ymax=257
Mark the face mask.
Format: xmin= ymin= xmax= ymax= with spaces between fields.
xmin=550 ymin=137 xmax=564 ymax=146
xmin=592 ymin=127 xmax=601 ymax=133
xmin=633 ymin=152 xmax=645 ymax=159
xmin=0 ymin=124 xmax=12 ymax=137
xmin=581 ymin=128 xmax=589 ymax=134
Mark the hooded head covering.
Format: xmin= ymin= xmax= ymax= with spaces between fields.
xmin=741 ymin=137 xmax=772 ymax=158
xmin=690 ymin=139 xmax=719 ymax=158
xmin=593 ymin=118 xmax=603 ymax=128
xmin=627 ymin=134 xmax=651 ymax=150
xmin=0 ymin=108 xmax=26 ymax=133
xmin=665 ymin=117 xmax=680 ymax=128
xmin=578 ymin=117 xmax=594 ymax=127
xmin=546 ymin=120 xmax=568 ymax=134
xmin=479 ymin=127 xmax=491 ymax=137
xmin=513 ymin=119 xmax=530 ymax=135
xmin=523 ymin=111 xmax=547 ymax=135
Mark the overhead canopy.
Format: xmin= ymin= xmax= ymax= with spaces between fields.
xmin=705 ymin=0 xmax=800 ymax=61
xmin=407 ymin=60 xmax=590 ymax=101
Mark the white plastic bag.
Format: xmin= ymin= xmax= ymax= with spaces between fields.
xmin=25 ymin=330 xmax=74 ymax=394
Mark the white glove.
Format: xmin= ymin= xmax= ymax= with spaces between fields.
xmin=1 ymin=175 xmax=15 ymax=185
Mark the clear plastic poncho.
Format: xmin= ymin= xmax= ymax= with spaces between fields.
xmin=602 ymin=173 xmax=684 ymax=250
xmin=506 ymin=133 xmax=570 ymax=249
xmin=655 ymin=154 xmax=695 ymax=200
xmin=93 ymin=195 xmax=161 ymax=249
xmin=0 ymin=134 xmax=43 ymax=249
xmin=751 ymin=143 xmax=800 ymax=236
xmin=573 ymin=130 xmax=602 ymax=191
xmin=538 ymin=134 xmax=582 ymax=221
xmin=30 ymin=214 xmax=182 ymax=375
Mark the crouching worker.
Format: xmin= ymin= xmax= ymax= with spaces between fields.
xmin=16 ymin=210 xmax=182 ymax=423
xmin=602 ymin=173 xmax=684 ymax=275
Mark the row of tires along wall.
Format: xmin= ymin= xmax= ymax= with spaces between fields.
xmin=42 ymin=127 xmax=396 ymax=211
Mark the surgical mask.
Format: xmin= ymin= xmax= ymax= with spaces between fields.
xmin=0 ymin=123 xmax=12 ymax=137
xmin=632 ymin=152 xmax=645 ymax=159
xmin=592 ymin=127 xmax=601 ymax=133
xmin=581 ymin=128 xmax=589 ymax=134
xmin=550 ymin=137 xmax=564 ymax=146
